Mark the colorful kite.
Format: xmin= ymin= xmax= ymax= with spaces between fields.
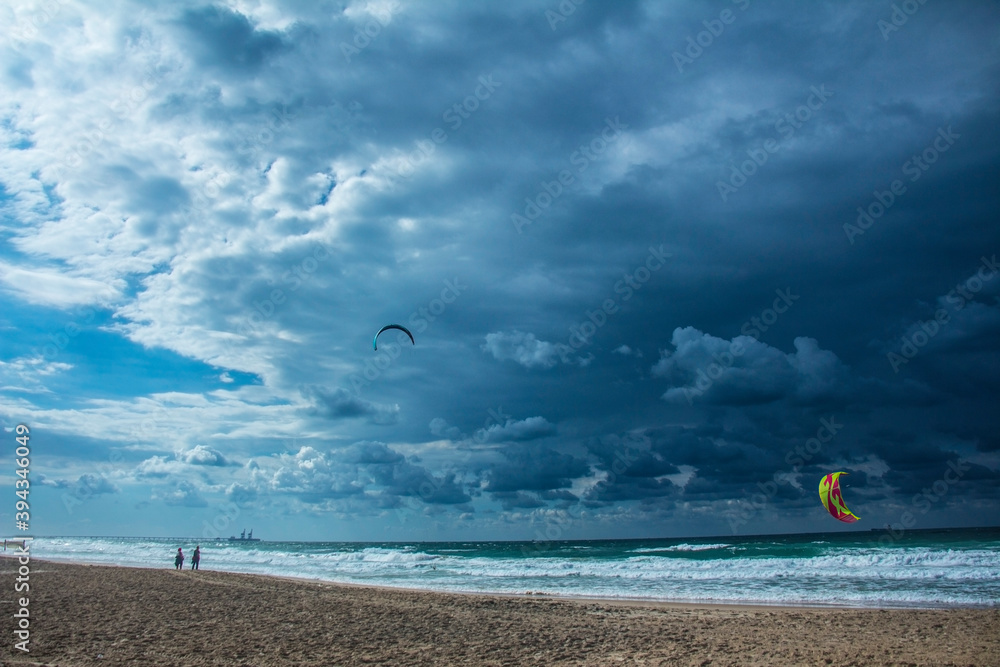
xmin=819 ymin=472 xmax=860 ymax=523
xmin=373 ymin=324 xmax=415 ymax=351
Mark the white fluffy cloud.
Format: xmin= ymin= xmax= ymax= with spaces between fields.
xmin=179 ymin=444 xmax=229 ymax=466
xmin=0 ymin=262 xmax=121 ymax=307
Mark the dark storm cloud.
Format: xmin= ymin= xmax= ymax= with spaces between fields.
xmin=175 ymin=5 xmax=288 ymax=71
xmin=305 ymin=386 xmax=400 ymax=425
xmin=485 ymin=446 xmax=589 ymax=495
xmin=364 ymin=454 xmax=471 ymax=505
xmin=652 ymin=329 xmax=847 ymax=407
xmin=578 ymin=415 xmax=853 ymax=509
xmin=474 ymin=416 xmax=556 ymax=443
xmin=579 ymin=432 xmax=684 ymax=504
xmin=652 ymin=328 xmax=940 ymax=409
xmin=491 ymin=491 xmax=546 ymax=510
xmin=341 ymin=441 xmax=405 ymax=465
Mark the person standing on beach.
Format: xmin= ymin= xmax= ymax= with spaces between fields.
xmin=175 ymin=547 xmax=184 ymax=570
xmin=191 ymin=546 xmax=201 ymax=570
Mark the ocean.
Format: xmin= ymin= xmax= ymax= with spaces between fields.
xmin=23 ymin=527 xmax=999 ymax=608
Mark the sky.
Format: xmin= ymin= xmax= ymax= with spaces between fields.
xmin=1 ymin=0 xmax=998 ymax=542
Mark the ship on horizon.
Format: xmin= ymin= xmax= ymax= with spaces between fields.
xmin=228 ymin=529 xmax=260 ymax=542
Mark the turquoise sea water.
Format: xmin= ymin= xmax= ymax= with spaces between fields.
xmin=26 ymin=527 xmax=1000 ymax=608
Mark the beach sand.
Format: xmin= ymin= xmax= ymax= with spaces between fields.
xmin=1 ymin=559 xmax=997 ymax=666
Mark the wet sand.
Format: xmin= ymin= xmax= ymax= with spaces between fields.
xmin=1 ymin=559 xmax=997 ymax=666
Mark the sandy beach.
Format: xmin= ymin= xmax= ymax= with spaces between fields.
xmin=1 ymin=559 xmax=997 ymax=666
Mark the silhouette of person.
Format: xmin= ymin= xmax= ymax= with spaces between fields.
xmin=175 ymin=547 xmax=184 ymax=570
xmin=192 ymin=546 xmax=201 ymax=570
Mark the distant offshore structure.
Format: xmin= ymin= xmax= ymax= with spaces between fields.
xmin=228 ymin=529 xmax=260 ymax=542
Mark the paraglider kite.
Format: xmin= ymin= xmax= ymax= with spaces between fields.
xmin=819 ymin=472 xmax=860 ymax=523
xmin=373 ymin=324 xmax=415 ymax=351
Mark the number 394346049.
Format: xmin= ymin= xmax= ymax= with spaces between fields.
xmin=15 ymin=424 xmax=29 ymax=530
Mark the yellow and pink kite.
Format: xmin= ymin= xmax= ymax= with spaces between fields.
xmin=819 ymin=472 xmax=860 ymax=523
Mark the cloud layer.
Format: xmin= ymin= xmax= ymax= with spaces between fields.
xmin=1 ymin=0 xmax=998 ymax=540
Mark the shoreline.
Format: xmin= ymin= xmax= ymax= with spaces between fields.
xmin=5 ymin=555 xmax=989 ymax=612
xmin=2 ymin=559 xmax=998 ymax=666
